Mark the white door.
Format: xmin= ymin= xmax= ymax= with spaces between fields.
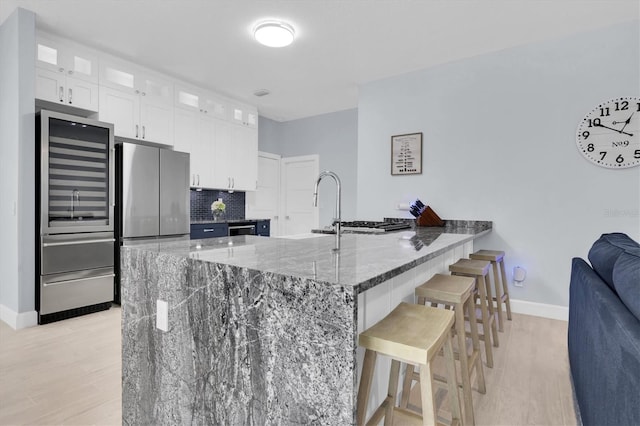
xmin=246 ymin=152 xmax=281 ymax=236
xmin=281 ymin=155 xmax=319 ymax=236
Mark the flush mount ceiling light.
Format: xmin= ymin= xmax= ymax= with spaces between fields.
xmin=253 ymin=20 xmax=295 ymax=47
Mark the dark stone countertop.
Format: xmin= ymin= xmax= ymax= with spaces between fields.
xmin=191 ymin=218 xmax=271 ymax=225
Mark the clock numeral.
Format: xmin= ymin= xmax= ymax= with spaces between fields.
xmin=587 ymin=143 xmax=594 ymax=152
xmin=616 ymin=155 xmax=624 ymax=164
xmin=614 ymin=101 xmax=629 ymax=111
xmin=581 ymin=131 xmax=590 ymax=139
xmin=587 ymin=118 xmax=601 ymax=127
xmin=599 ymin=107 xmax=610 ymax=117
xmin=599 ymin=151 xmax=607 ymax=161
xmin=635 ymin=150 xmax=640 ymax=159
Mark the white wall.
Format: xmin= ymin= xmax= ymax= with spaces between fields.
xmin=357 ymin=21 xmax=640 ymax=308
xmin=259 ymin=109 xmax=358 ymax=226
xmin=0 ymin=8 xmax=36 ymax=328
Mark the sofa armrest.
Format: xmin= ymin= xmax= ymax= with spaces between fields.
xmin=568 ymin=257 xmax=640 ymax=426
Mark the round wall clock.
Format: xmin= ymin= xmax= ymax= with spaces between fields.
xmin=576 ymin=96 xmax=640 ymax=168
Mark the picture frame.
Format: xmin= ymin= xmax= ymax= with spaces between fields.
xmin=391 ymin=132 xmax=422 ymax=175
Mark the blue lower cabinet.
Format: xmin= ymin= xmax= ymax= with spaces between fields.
xmin=190 ymin=223 xmax=229 ymax=239
xmin=256 ymin=220 xmax=270 ymax=237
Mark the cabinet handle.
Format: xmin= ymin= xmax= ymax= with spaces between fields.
xmin=68 ymin=70 xmax=73 ymax=75
xmin=191 ymin=174 xmax=195 ymax=186
xmin=232 ymin=178 xmax=235 ymax=188
xmin=274 ymin=215 xmax=279 ymax=220
xmin=68 ymin=88 xmax=72 ymax=104
xmin=197 ymin=174 xmax=200 ymax=186
xmin=135 ymin=89 xmax=140 ymax=94
xmin=142 ymin=125 xmax=145 ymax=139
xmin=203 ymin=229 xmax=216 ymax=232
xmin=135 ymin=124 xmax=139 ymax=138
xmin=228 ymin=177 xmax=231 ymax=188
xmin=59 ymin=86 xmax=64 ymax=102
xmin=58 ymin=67 xmax=64 ymax=73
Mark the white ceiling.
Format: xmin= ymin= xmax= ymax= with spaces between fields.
xmin=1 ymin=0 xmax=638 ymax=121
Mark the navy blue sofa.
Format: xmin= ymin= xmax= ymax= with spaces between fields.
xmin=568 ymin=233 xmax=640 ymax=426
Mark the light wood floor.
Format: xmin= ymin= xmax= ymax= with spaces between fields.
xmin=0 ymin=306 xmax=577 ymax=425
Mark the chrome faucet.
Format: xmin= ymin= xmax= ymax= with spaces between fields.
xmin=313 ymin=171 xmax=341 ymax=251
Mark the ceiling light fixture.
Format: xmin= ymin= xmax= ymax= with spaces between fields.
xmin=253 ymin=20 xmax=295 ymax=48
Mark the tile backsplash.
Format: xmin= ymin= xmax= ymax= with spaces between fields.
xmin=190 ymin=189 xmax=245 ymax=221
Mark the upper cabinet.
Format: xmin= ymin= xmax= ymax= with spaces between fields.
xmin=35 ymin=34 xmax=99 ymax=111
xmin=99 ymin=57 xmax=174 ymax=146
xmin=229 ymin=102 xmax=258 ymax=128
xmin=33 ymin=32 xmax=258 ymax=186
xmin=175 ymin=85 xmax=228 ymax=120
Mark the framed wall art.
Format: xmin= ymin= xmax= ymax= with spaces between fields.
xmin=391 ymin=132 xmax=422 ymax=175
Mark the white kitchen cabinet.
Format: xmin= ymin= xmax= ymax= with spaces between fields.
xmin=213 ymin=121 xmax=257 ymax=191
xmin=175 ymin=85 xmax=228 ymax=120
xmin=99 ymin=58 xmax=174 ymax=145
xmin=36 ymin=34 xmax=99 ymax=82
xmin=36 ymin=68 xmax=99 ymax=111
xmin=229 ymin=102 xmax=258 ymax=128
xmin=174 ymin=107 xmax=216 ymax=188
xmin=99 ymin=86 xmax=139 ymax=139
xmin=35 ymin=34 xmax=99 ymax=111
xmin=230 ymin=124 xmax=258 ymax=191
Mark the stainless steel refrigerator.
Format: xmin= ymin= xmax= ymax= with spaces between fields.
xmin=36 ymin=110 xmax=116 ymax=324
xmin=114 ymin=142 xmax=190 ymax=303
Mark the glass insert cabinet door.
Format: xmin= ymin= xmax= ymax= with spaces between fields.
xmin=38 ymin=110 xmax=115 ymax=234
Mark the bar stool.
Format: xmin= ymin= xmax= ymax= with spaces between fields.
xmin=357 ymin=302 xmax=463 ymax=426
xmin=469 ymin=250 xmax=512 ymax=332
xmin=401 ymin=274 xmax=486 ymax=425
xmin=449 ymin=259 xmax=499 ymax=368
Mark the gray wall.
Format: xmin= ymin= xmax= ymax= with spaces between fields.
xmin=259 ymin=109 xmax=358 ymax=226
xmin=357 ymin=21 xmax=640 ymax=308
xmin=0 ymin=8 xmax=36 ymax=325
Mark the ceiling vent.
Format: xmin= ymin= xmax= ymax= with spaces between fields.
xmin=253 ymin=89 xmax=271 ymax=97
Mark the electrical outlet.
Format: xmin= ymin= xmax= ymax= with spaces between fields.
xmin=156 ymin=300 xmax=168 ymax=331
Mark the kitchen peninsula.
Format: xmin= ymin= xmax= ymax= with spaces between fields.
xmin=120 ymin=221 xmax=491 ymax=424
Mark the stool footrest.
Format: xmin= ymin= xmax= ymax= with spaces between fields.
xmin=366 ymin=397 xmax=391 ymax=426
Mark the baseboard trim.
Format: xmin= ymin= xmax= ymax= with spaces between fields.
xmin=510 ymin=299 xmax=568 ymax=322
xmin=0 ymin=304 xmax=38 ymax=330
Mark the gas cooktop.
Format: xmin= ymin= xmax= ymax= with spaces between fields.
xmin=313 ymin=220 xmax=412 ymax=234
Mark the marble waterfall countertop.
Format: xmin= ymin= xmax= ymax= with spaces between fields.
xmin=120 ymin=220 xmax=491 ymax=424
xmin=126 ymin=220 xmax=491 ymax=294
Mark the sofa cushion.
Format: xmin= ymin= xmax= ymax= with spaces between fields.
xmin=612 ymin=247 xmax=640 ymax=320
xmin=588 ymin=233 xmax=640 ymax=291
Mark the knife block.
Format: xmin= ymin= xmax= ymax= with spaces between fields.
xmin=415 ymin=206 xmax=445 ymax=227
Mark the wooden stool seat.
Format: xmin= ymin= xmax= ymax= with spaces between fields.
xmin=415 ymin=273 xmax=474 ymax=305
xmin=470 ymin=250 xmax=512 ymax=332
xmin=467 ymin=250 xmax=504 ymax=262
xmin=449 ymin=259 xmax=499 ymax=368
xmin=357 ymin=302 xmax=462 ymax=426
xmin=407 ymin=274 xmax=486 ymax=426
xmin=448 ymin=259 xmax=490 ymax=276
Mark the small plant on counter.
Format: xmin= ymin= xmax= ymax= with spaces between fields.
xmin=211 ymin=198 xmax=226 ymax=213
